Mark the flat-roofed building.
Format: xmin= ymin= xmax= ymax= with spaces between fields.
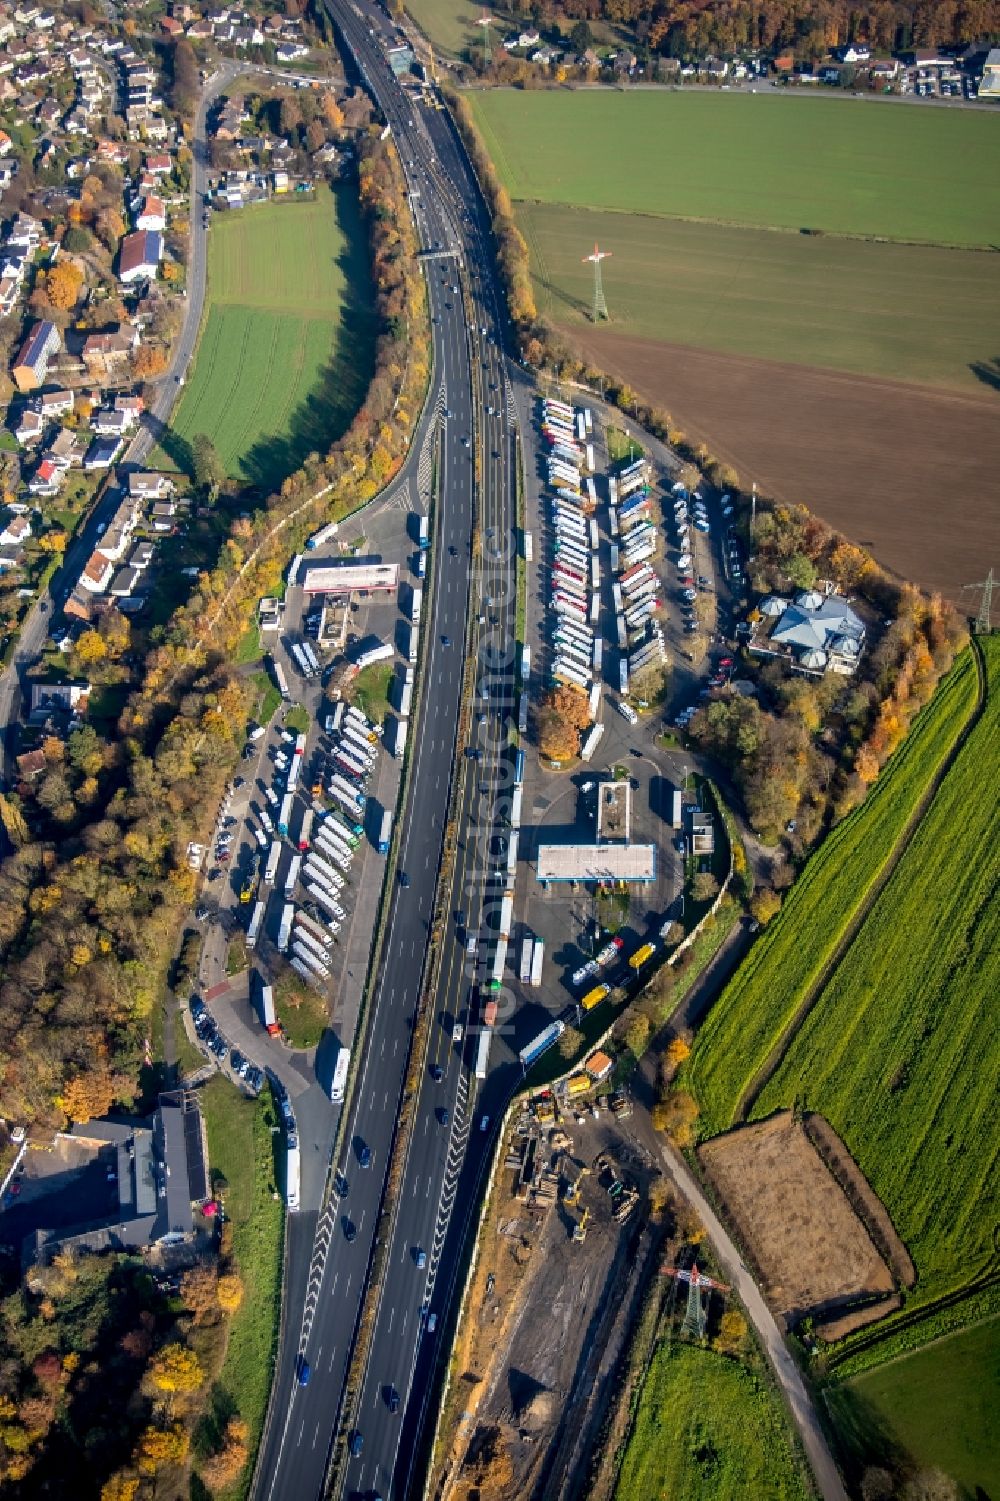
xmin=536 ymin=843 xmax=656 ymax=883
xmin=301 ymin=559 xmax=399 ymax=597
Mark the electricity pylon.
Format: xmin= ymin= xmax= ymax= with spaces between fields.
xmin=661 ymin=1261 xmax=730 ymax=1340
xmin=583 ymin=242 xmax=611 ymax=322
xmin=476 ymin=9 xmax=492 ymax=66
xmin=963 ymin=569 xmax=995 ymax=633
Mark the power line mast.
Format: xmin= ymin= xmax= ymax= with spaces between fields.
xmin=661 ymin=1261 xmax=730 ymax=1341
xmin=583 ymin=242 xmax=611 ymax=322
xmin=476 ymin=8 xmax=492 ymax=67
xmin=963 ymin=569 xmax=995 ymax=634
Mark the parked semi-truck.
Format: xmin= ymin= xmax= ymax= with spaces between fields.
xmin=330 ymin=1046 xmax=350 ymax=1103
xmin=474 ymin=1028 xmax=491 ymax=1081
xmin=518 ymin=1020 xmax=565 ymax=1070
xmin=246 ymin=900 xmax=266 ymax=949
xmin=277 ymin=903 xmax=294 ymax=954
xmin=417 ymin=513 xmax=430 ymax=550
xmin=307 ymin=520 xmax=339 ymax=550
xmin=377 ymin=809 xmax=392 ymax=855
xmin=259 ymin=980 xmax=280 ymax=1036
xmin=410 ymin=587 xmax=422 ymax=626
xmin=264 ymin=841 xmax=281 ymax=886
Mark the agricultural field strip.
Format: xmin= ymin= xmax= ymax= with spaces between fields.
xmin=613 ymin=1342 xmax=813 ymax=1501
xmin=688 ymin=651 xmax=979 ymax=1134
xmin=737 ymin=641 xmax=988 ymax=1119
xmin=519 ymin=202 xmax=1000 ymax=391
xmin=470 ymin=92 xmax=1000 ymax=247
xmin=756 ymin=638 xmax=1000 ymax=1306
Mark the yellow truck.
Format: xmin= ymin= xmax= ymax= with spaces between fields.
xmin=581 ymin=983 xmax=611 ymax=1012
xmin=628 ymin=941 xmax=657 ymax=971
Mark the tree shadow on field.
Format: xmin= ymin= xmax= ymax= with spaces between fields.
xmin=969 ymin=356 xmax=1000 ymax=395
xmin=823 ymin=1378 xmax=912 ymax=1493
xmin=239 ymin=183 xmax=377 ymax=493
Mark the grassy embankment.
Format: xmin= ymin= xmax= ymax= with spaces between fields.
xmin=159 ymin=183 xmax=376 ymax=490
xmin=613 ymin=1341 xmax=813 ymax=1500
xmin=199 ymin=1077 xmax=285 ymax=1498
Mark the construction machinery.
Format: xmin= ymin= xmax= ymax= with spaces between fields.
xmin=572 ymin=1207 xmax=590 ymax=1243
xmin=563 ymin=1162 xmax=590 ymax=1206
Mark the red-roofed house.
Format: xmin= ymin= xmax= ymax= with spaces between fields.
xmin=145 ymin=153 xmax=171 ymax=175
xmin=135 ymin=194 xmax=166 ymax=232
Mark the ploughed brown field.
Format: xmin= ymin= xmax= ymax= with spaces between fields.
xmin=571 ymin=327 xmax=1000 ymax=604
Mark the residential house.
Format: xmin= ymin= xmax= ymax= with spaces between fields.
xmin=28 ymin=457 xmax=62 ymax=495
xmin=92 ymin=407 xmax=132 ymax=437
xmin=272 ymin=169 xmax=288 ymax=194
xmin=82 ymin=325 xmax=139 ymax=378
xmin=83 ymin=436 xmax=121 ymax=470
xmin=43 ymin=427 xmax=85 ymax=468
xmin=0 ymin=277 xmax=18 ymax=317
xmin=127 ymin=539 xmax=155 ymax=570
xmin=117 ymin=228 xmax=162 ymax=283
xmin=97 ymin=137 xmax=129 ymax=165
xmin=275 ymin=40 xmax=307 ymax=61
xmin=16 ymin=748 xmax=47 ymax=781
xmin=835 ymin=42 xmax=870 ymax=62
xmin=161 ymin=14 xmax=182 ymax=36
xmin=115 ymin=394 xmax=144 ymax=421
xmin=110 ymin=564 xmax=140 ymax=596
xmin=29 ymin=680 xmax=90 ymax=718
xmin=15 ymin=408 xmax=45 ymax=445
xmin=135 ymin=193 xmax=165 ymax=231
xmin=12 ymin=320 xmax=61 ymax=392
xmin=0 ymin=513 xmax=31 ymax=548
xmin=79 ymin=548 xmax=114 ymax=591
xmin=34 ymin=389 xmax=74 ymax=421
xmin=128 ymin=471 xmax=174 ymax=502
xmin=145 ymin=153 xmax=172 ymax=175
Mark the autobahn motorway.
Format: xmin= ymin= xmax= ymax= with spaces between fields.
xmin=254 ymin=8 xmax=523 ymax=1499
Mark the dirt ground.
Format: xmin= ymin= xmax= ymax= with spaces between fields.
xmin=432 ymin=1108 xmax=662 ymax=1501
xmin=698 ymin=1111 xmax=895 ymax=1333
xmin=572 ymin=327 xmax=1000 ymax=606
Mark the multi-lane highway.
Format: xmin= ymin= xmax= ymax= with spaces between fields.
xmin=254 ymin=7 xmax=522 ymax=1498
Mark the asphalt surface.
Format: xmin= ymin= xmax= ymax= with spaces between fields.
xmin=253 ymin=10 xmax=523 ymax=1499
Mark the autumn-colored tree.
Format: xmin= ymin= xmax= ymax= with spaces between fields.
xmin=652 ymin=1090 xmax=700 ymax=1148
xmin=61 ymin=1068 xmax=115 ymax=1124
xmin=46 ymin=260 xmax=85 ymax=310
xmin=691 ymin=871 xmax=719 ymax=903
xmin=101 ymin=1472 xmax=139 ymax=1501
xmin=536 ymin=684 xmax=590 ymax=761
xmin=624 ymin=1011 xmax=650 ymax=1056
xmin=200 ymin=1416 xmax=249 ymax=1490
xmin=665 ymin=1036 xmax=691 ymax=1069
xmin=321 ymin=93 xmax=344 ymax=131
xmin=557 ymin=1024 xmax=582 ymax=1060
xmin=74 ymin=629 xmax=108 ymax=666
xmin=179 ymin=1263 xmax=218 ymax=1324
xmin=217 ymin=1272 xmax=243 ymax=1314
xmin=749 ymin=888 xmax=782 ymax=926
xmin=95 ymin=207 xmax=126 ymax=253
xmin=132 ymin=345 xmax=168 ymax=379
xmin=714 ymin=1309 xmax=747 ymax=1354
xmin=135 ymin=1423 xmax=189 ymax=1475
xmin=150 ymin=1342 xmax=204 ymax=1394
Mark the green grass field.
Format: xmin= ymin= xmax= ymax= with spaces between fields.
xmin=471 ymin=91 xmax=1000 ymax=246
xmin=519 ymin=201 xmax=1000 ymax=390
xmin=405 ymin=0 xmax=481 ymax=54
xmin=688 ymin=648 xmax=979 ymax=1136
xmin=163 ymin=184 xmax=375 ymax=490
xmin=200 ymin=1078 xmax=285 ymax=1498
xmin=752 ymin=637 xmax=1000 ymax=1309
xmin=832 ymin=1317 xmax=1000 ymax=1497
xmin=614 ymin=1342 xmax=811 ymax=1500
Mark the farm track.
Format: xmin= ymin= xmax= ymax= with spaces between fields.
xmin=736 ymin=636 xmax=988 ymax=1124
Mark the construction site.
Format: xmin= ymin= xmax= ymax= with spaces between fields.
xmin=428 ymin=1080 xmax=713 ymax=1501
